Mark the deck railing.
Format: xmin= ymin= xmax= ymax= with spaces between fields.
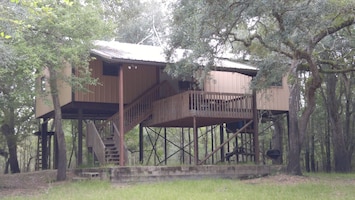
xmin=188 ymin=91 xmax=253 ymax=116
xmin=150 ymin=91 xmax=253 ymax=125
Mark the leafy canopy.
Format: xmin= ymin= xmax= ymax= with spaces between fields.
xmin=167 ymin=0 xmax=355 ymax=88
xmin=17 ymin=0 xmax=113 ymax=90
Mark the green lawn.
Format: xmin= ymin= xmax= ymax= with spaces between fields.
xmin=4 ymin=173 xmax=355 ymax=200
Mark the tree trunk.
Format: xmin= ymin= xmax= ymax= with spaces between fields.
xmin=287 ymin=53 xmax=323 ymax=175
xmin=1 ymin=124 xmax=20 ymax=174
xmin=310 ymin=135 xmax=316 ymax=172
xmin=286 ymin=64 xmax=302 ymax=175
xmin=49 ymin=68 xmax=67 ymax=181
xmin=325 ymin=123 xmax=331 ymax=172
xmin=272 ymin=116 xmax=283 ymax=165
xmin=304 ymin=137 xmax=310 ymax=172
xmin=320 ymin=86 xmax=332 ymax=172
xmin=326 ymin=74 xmax=352 ymax=172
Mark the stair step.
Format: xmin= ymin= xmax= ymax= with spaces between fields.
xmin=106 ymin=149 xmax=118 ymax=152
xmin=106 ymin=155 xmax=119 ymax=158
xmin=103 ymin=139 xmax=114 ymax=143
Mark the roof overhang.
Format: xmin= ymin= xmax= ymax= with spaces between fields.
xmin=91 ymin=41 xmax=258 ymax=76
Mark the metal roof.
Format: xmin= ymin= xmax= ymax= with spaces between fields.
xmin=91 ymin=40 xmax=258 ymax=76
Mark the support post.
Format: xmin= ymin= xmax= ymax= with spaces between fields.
xmin=41 ymin=121 xmax=48 ymax=170
xmin=188 ymin=128 xmax=192 ymax=164
xmin=164 ymin=128 xmax=167 ymax=165
xmin=211 ymin=126 xmax=214 ymax=164
xmin=119 ymin=65 xmax=125 ymax=166
xmin=252 ymin=89 xmax=259 ymax=164
xmin=219 ymin=124 xmax=225 ymax=162
xmin=193 ymin=117 xmax=199 ymax=165
xmin=54 ymin=132 xmax=58 ymax=169
xmin=77 ymin=109 xmax=83 ymax=166
xmin=48 ymin=134 xmax=52 ymax=169
xmin=139 ymin=123 xmax=143 ymax=164
xmin=181 ymin=128 xmax=185 ymax=164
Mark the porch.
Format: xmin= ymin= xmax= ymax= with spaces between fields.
xmin=144 ymin=90 xmax=253 ymax=128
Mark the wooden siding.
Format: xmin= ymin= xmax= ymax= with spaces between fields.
xmin=256 ymin=76 xmax=289 ymax=111
xmin=205 ymin=71 xmax=289 ymax=112
xmin=75 ymin=59 xmax=119 ymax=103
xmin=35 ymin=65 xmax=72 ymax=118
xmin=122 ymin=64 xmax=158 ymax=104
xmin=148 ymin=91 xmax=253 ymax=127
xmin=204 ymin=71 xmax=252 ymax=94
xmin=104 ymin=80 xmax=175 ymax=133
xmin=75 ymin=60 xmax=158 ymax=104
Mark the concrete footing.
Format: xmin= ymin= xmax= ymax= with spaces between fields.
xmin=74 ymin=165 xmax=282 ymax=183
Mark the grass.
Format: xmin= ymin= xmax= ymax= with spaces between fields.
xmin=3 ymin=173 xmax=355 ymax=200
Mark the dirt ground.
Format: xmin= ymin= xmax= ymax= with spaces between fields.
xmin=0 ymin=170 xmax=71 ymax=197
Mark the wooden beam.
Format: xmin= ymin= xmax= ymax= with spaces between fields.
xmin=252 ymin=89 xmax=259 ymax=164
xmin=164 ymin=128 xmax=167 ymax=165
xmin=139 ymin=123 xmax=143 ymax=164
xmin=219 ymin=124 xmax=225 ymax=162
xmin=77 ymin=109 xmax=83 ymax=166
xmin=199 ymin=120 xmax=253 ymax=165
xmin=193 ymin=117 xmax=198 ymax=165
xmin=119 ymin=66 xmax=125 ymax=166
xmin=41 ymin=121 xmax=48 ymax=170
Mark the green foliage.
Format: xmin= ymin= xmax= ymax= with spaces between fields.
xmin=101 ymin=0 xmax=169 ymax=46
xmin=0 ymin=0 xmax=39 ymax=169
xmin=17 ymin=0 xmax=113 ymax=88
xmin=167 ymin=0 xmax=355 ymax=88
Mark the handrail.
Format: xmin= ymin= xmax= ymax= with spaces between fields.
xmin=106 ymin=80 xmax=176 ymax=133
xmin=88 ymin=81 xmax=176 ymax=165
xmin=187 ymin=90 xmax=253 ymax=115
xmin=187 ymin=90 xmax=252 ymax=110
xmin=146 ymin=90 xmax=253 ymax=127
xmin=87 ymin=121 xmax=106 ymax=164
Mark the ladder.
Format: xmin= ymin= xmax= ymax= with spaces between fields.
xmin=35 ymin=134 xmax=42 ymax=170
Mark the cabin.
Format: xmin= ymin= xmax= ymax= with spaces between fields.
xmin=34 ymin=41 xmax=289 ymax=170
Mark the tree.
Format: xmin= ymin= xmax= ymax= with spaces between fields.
xmin=101 ymin=0 xmax=169 ymax=45
xmin=0 ymin=0 xmax=38 ymax=174
xmin=167 ymin=0 xmax=355 ymax=175
xmin=318 ymin=29 xmax=355 ymax=172
xmin=13 ymin=0 xmax=111 ymax=181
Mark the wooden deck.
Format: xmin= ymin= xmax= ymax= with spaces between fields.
xmin=144 ymin=91 xmax=253 ymax=128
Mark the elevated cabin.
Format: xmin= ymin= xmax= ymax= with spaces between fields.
xmin=35 ymin=41 xmax=289 ymax=169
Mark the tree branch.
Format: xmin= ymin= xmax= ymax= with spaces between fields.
xmin=312 ymin=17 xmax=355 ymax=48
xmin=319 ymin=68 xmax=355 ymax=74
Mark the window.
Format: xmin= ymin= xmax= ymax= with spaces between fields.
xmin=103 ymin=61 xmax=119 ymax=76
xmin=178 ymin=80 xmax=192 ymax=91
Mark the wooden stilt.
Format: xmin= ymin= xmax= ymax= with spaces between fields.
xmin=193 ymin=117 xmax=198 ymax=165
xmin=78 ymin=109 xmax=83 ymax=166
xmin=119 ymin=66 xmax=125 ymax=166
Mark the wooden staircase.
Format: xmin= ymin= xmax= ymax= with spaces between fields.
xmin=103 ymin=135 xmax=120 ymax=165
xmin=86 ymin=81 xmax=175 ymax=166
